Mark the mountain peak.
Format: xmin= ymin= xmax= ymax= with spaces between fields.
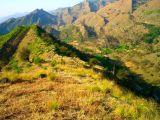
xmin=32 ymin=8 xmax=46 ymax=14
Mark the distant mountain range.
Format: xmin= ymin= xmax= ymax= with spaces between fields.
xmin=51 ymin=0 xmax=117 ymax=25
xmin=0 ymin=12 xmax=28 ymax=23
xmin=0 ymin=0 xmax=116 ymax=35
xmin=0 ymin=9 xmax=57 ymax=35
xmin=0 ymin=0 xmax=157 ymax=35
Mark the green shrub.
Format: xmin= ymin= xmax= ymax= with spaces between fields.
xmin=26 ymin=63 xmax=32 ymax=68
xmin=88 ymin=58 xmax=100 ymax=67
xmin=7 ymin=60 xmax=22 ymax=73
xmin=33 ymin=57 xmax=43 ymax=65
xmin=48 ymin=101 xmax=59 ymax=111
xmin=63 ymin=38 xmax=72 ymax=43
xmin=100 ymin=48 xmax=113 ymax=54
xmin=91 ymin=86 xmax=101 ymax=92
xmin=83 ymin=48 xmax=93 ymax=53
xmin=48 ymin=73 xmax=57 ymax=81
xmin=143 ymin=24 xmax=160 ymax=44
xmin=51 ymin=60 xmax=57 ymax=67
xmin=94 ymin=55 xmax=104 ymax=61
xmin=115 ymin=44 xmax=129 ymax=52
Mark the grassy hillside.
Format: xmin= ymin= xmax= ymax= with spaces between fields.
xmin=0 ymin=25 xmax=160 ymax=119
xmin=0 ymin=26 xmax=27 ymax=49
xmin=62 ymin=1 xmax=160 ymax=106
xmin=0 ymin=26 xmax=29 ymax=68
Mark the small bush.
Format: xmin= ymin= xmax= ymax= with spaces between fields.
xmin=48 ymin=73 xmax=57 ymax=81
xmin=48 ymin=101 xmax=59 ymax=111
xmin=88 ymin=58 xmax=100 ymax=67
xmin=51 ymin=60 xmax=57 ymax=67
xmin=91 ymin=86 xmax=101 ymax=92
xmin=100 ymin=48 xmax=113 ymax=54
xmin=60 ymin=58 xmax=65 ymax=64
xmin=26 ymin=63 xmax=32 ymax=68
xmin=77 ymin=71 xmax=86 ymax=77
xmin=7 ymin=60 xmax=22 ymax=73
xmin=143 ymin=24 xmax=160 ymax=44
xmin=83 ymin=48 xmax=93 ymax=53
xmin=63 ymin=38 xmax=73 ymax=43
xmin=33 ymin=57 xmax=43 ymax=65
xmin=115 ymin=44 xmax=129 ymax=52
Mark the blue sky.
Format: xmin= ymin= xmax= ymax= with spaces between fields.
xmin=0 ymin=0 xmax=82 ymax=17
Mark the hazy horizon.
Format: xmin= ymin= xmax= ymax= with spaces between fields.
xmin=0 ymin=0 xmax=83 ymax=18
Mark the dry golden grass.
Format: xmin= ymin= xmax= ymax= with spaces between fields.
xmin=0 ymin=53 xmax=160 ymax=120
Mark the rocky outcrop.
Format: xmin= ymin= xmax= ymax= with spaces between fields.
xmin=51 ymin=0 xmax=116 ymax=25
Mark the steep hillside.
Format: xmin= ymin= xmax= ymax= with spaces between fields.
xmin=71 ymin=0 xmax=159 ymax=40
xmin=51 ymin=0 xmax=117 ymax=25
xmin=74 ymin=12 xmax=107 ymax=35
xmin=0 ymin=9 xmax=57 ymax=35
xmin=65 ymin=0 xmax=137 ymax=40
xmin=132 ymin=0 xmax=151 ymax=11
xmin=58 ymin=0 xmax=160 ymax=94
xmin=0 ymin=26 xmax=29 ymax=68
xmin=134 ymin=0 xmax=160 ymax=25
xmin=97 ymin=0 xmax=132 ymax=19
xmin=0 ymin=25 xmax=160 ymax=119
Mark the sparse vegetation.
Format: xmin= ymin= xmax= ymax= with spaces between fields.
xmin=143 ymin=24 xmax=160 ymax=44
xmin=59 ymin=25 xmax=83 ymax=42
xmin=51 ymin=60 xmax=57 ymax=67
xmin=48 ymin=101 xmax=59 ymax=111
xmin=144 ymin=9 xmax=160 ymax=15
xmin=33 ymin=57 xmax=43 ymax=65
xmin=100 ymin=48 xmax=113 ymax=54
xmin=6 ymin=59 xmax=22 ymax=73
xmin=88 ymin=58 xmax=100 ymax=67
xmin=48 ymin=73 xmax=57 ymax=81
xmin=0 ymin=26 xmax=28 ymax=49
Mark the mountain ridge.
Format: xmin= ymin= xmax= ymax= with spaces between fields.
xmin=0 ymin=0 xmax=152 ymax=35
xmin=0 ymin=9 xmax=57 ymax=35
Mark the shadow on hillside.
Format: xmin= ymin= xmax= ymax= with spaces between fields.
xmin=0 ymin=28 xmax=29 ymax=69
xmin=43 ymin=31 xmax=160 ymax=104
xmin=1 ymin=26 xmax=159 ymax=104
